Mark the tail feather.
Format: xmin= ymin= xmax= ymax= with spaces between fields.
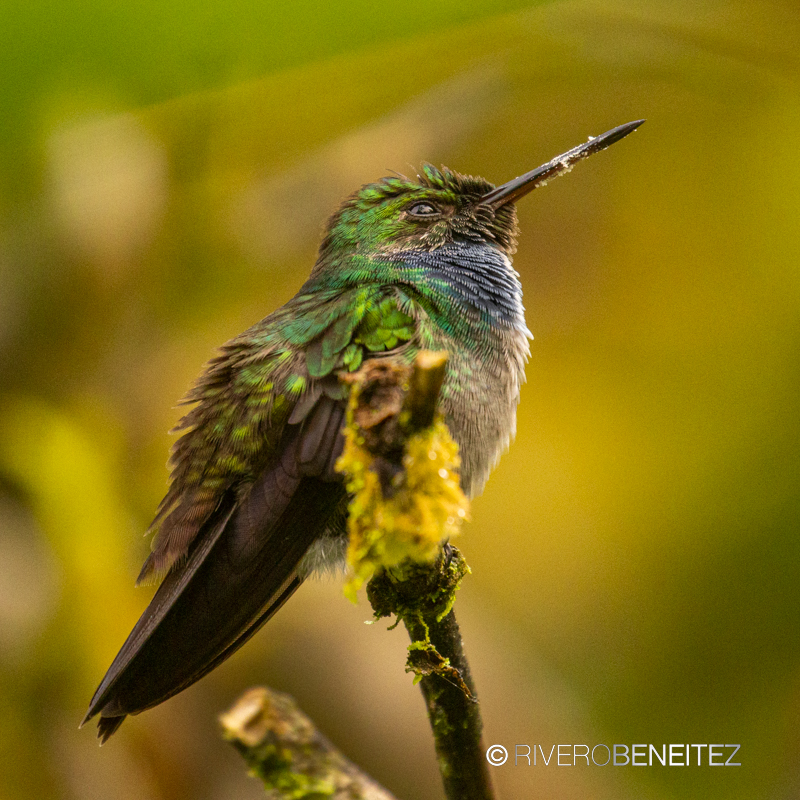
xmin=83 ymin=397 xmax=347 ymax=740
xmin=96 ymin=715 xmax=125 ymax=744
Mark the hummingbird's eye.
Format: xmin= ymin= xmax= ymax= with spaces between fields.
xmin=407 ymin=202 xmax=440 ymax=218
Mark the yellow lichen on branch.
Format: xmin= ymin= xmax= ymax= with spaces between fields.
xmin=335 ymin=353 xmax=470 ymax=602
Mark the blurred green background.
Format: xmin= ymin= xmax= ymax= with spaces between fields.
xmin=1 ymin=1 xmax=799 ymax=798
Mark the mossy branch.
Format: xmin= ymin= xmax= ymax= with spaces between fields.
xmin=336 ymin=351 xmax=469 ymax=600
xmin=344 ymin=351 xmax=496 ymax=800
xmin=221 ymin=687 xmax=399 ymax=800
xmin=368 ymin=547 xmax=493 ymax=799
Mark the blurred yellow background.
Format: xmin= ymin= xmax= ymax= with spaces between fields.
xmin=1 ymin=1 xmax=798 ymax=798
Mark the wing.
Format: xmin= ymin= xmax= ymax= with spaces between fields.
xmin=84 ymin=396 xmax=347 ymax=741
xmin=83 ymin=285 xmax=417 ymax=740
xmin=138 ymin=285 xmax=416 ymax=583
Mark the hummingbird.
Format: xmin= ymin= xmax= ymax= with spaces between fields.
xmin=83 ymin=119 xmax=643 ymax=741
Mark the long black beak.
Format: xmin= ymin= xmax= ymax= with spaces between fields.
xmin=481 ymin=119 xmax=645 ymax=208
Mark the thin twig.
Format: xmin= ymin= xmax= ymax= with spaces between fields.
xmin=368 ymin=546 xmax=494 ymax=800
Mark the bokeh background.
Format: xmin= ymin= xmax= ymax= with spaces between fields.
xmin=1 ymin=1 xmax=799 ymax=798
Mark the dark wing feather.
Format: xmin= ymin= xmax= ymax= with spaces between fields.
xmin=84 ymin=286 xmax=418 ymax=741
xmin=83 ymin=397 xmax=347 ymax=741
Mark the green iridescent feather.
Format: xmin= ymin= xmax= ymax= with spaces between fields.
xmin=139 ymin=286 xmax=417 ymax=582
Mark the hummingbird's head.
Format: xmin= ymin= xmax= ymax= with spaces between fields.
xmin=318 ymin=164 xmax=520 ymax=262
xmin=316 ymin=120 xmax=644 ymax=270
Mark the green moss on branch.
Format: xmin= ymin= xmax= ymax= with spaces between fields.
xmin=221 ymin=687 xmax=399 ymax=800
